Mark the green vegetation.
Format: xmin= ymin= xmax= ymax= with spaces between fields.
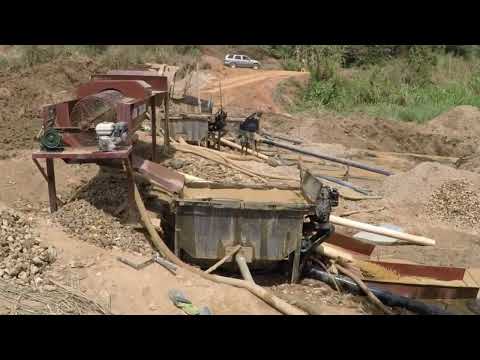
xmin=265 ymin=45 xmax=480 ymax=123
xmin=2 ymin=45 xmax=480 ymax=123
xmin=0 ymin=45 xmax=201 ymax=73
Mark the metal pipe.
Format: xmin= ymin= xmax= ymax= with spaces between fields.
xmin=260 ymin=138 xmax=394 ymax=176
xmin=260 ymin=131 xmax=302 ymax=145
xmin=235 ymin=254 xmax=255 ymax=284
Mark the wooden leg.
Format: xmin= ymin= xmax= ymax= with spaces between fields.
xmin=151 ymin=98 xmax=157 ymax=162
xmin=290 ymin=232 xmax=302 ymax=284
xmin=33 ymin=159 xmax=64 ymax=207
xmin=163 ymin=97 xmax=170 ymax=154
xmin=46 ymin=158 xmax=58 ymax=213
xmin=124 ymin=156 xmax=137 ymax=223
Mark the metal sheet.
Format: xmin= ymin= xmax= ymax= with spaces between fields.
xmin=166 ymin=117 xmax=209 ymax=143
xmin=77 ymin=80 xmax=153 ymax=100
xmin=365 ymin=260 xmax=466 ymax=281
xmin=131 ymin=155 xmax=184 ymax=194
xmin=94 ymin=71 xmax=168 ymax=93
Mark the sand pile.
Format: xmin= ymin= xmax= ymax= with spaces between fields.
xmin=382 ymin=162 xmax=480 ymax=210
xmin=427 ymin=105 xmax=480 ymax=137
xmin=426 ymin=179 xmax=480 ymax=232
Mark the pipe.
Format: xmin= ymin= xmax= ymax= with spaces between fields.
xmin=315 ymin=174 xmax=370 ymax=195
xmin=235 ymin=254 xmax=255 ymax=284
xmin=260 ymin=131 xmax=302 ymax=145
xmin=260 ymin=138 xmax=394 ymax=176
xmin=329 ymin=215 xmax=436 ymax=246
xmin=306 ymin=267 xmax=454 ymax=315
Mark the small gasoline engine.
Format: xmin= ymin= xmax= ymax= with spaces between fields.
xmin=94 ymin=122 xmax=129 ymax=152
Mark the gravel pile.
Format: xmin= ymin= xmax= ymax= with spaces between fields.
xmin=164 ymin=155 xmax=262 ymax=185
xmin=73 ymin=169 xmax=147 ymax=215
xmin=426 ymin=179 xmax=480 ymax=231
xmin=51 ymin=200 xmax=152 ymax=255
xmin=0 ymin=209 xmax=56 ymax=285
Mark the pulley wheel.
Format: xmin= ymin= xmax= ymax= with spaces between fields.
xmin=40 ymin=128 xmax=63 ymax=150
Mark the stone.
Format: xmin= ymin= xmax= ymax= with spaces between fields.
xmin=169 ymin=159 xmax=185 ymax=170
xmin=30 ymin=265 xmax=39 ymax=275
xmin=32 ymin=256 xmax=43 ymax=266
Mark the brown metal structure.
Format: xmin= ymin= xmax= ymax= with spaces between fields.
xmin=32 ymin=71 xmax=170 ymax=217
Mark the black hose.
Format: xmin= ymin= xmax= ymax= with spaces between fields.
xmin=306 ymin=266 xmax=455 ymax=315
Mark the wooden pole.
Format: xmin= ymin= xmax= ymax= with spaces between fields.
xmin=163 ymin=96 xmax=170 ymax=153
xmin=124 ymin=157 xmax=137 ymax=223
xmin=334 ymin=263 xmax=395 ymax=315
xmin=329 ymin=215 xmax=436 ymax=246
xmin=219 ymin=138 xmax=270 ymax=161
xmin=151 ymin=97 xmax=157 ymax=162
xmin=235 ymin=254 xmax=255 ymax=284
xmin=45 ymin=158 xmax=58 ymax=213
xmin=196 ymin=62 xmax=201 ymax=113
xmin=33 ymin=159 xmax=64 ymax=207
xmin=205 ymin=245 xmax=241 ymax=274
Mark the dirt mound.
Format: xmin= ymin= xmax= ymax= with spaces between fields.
xmin=0 ymin=209 xmax=56 ymax=285
xmin=262 ymin=111 xmax=478 ymax=157
xmin=382 ymin=162 xmax=480 ymax=209
xmin=456 ymin=154 xmax=480 ymax=174
xmin=426 ymin=179 xmax=480 ymax=232
xmin=427 ymin=105 xmax=480 ymax=136
xmin=52 ymin=200 xmax=152 ymax=255
xmin=0 ymin=57 xmax=106 ymax=154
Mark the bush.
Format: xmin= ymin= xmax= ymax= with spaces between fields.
xmin=298 ymin=52 xmax=480 ymax=123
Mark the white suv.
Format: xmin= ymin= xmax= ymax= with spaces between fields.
xmin=224 ymin=54 xmax=260 ymax=69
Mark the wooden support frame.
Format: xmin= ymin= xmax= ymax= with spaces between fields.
xmin=32 ymin=158 xmax=64 ymax=208
xmin=290 ymin=232 xmax=302 ymax=284
xmin=46 ymin=158 xmax=58 ymax=213
xmin=124 ymin=155 xmax=137 ymax=223
xmin=163 ymin=95 xmax=170 ymax=153
xmin=151 ymin=97 xmax=157 ymax=162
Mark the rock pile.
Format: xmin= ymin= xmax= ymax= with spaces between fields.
xmin=0 ymin=209 xmax=56 ymax=285
xmin=72 ymin=168 xmax=152 ymax=215
xmin=51 ymin=200 xmax=152 ymax=255
xmin=426 ymin=179 xmax=480 ymax=232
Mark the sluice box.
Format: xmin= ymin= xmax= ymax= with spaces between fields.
xmin=172 ymin=183 xmax=316 ymax=265
xmin=163 ymin=114 xmax=209 ymax=144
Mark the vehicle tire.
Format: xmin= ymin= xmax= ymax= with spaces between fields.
xmin=230 ymin=63 xmax=236 ymax=68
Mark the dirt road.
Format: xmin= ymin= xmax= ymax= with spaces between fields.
xmin=200 ymin=68 xmax=308 ymax=114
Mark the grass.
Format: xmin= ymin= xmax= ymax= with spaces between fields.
xmin=0 ymin=45 xmax=201 ymax=74
xmin=296 ymin=54 xmax=480 ymax=123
